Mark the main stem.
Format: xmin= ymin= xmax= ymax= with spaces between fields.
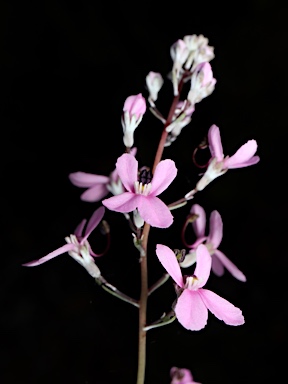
xmin=136 ymin=222 xmax=150 ymax=384
xmin=136 ymin=79 xmax=184 ymax=384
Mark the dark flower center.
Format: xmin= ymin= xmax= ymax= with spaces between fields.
xmin=139 ymin=168 xmax=152 ymax=184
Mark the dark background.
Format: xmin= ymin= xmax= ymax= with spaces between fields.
xmin=1 ymin=1 xmax=287 ymax=383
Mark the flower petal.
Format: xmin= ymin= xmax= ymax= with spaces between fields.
xmin=211 ymin=255 xmax=225 ymax=276
xmin=116 ymin=153 xmax=138 ymax=192
xmin=208 ymin=124 xmax=224 ymax=161
xmin=190 ymin=204 xmax=206 ymax=238
xmin=138 ymin=196 xmax=173 ymax=228
xmin=213 ymin=250 xmax=246 ymax=282
xmin=224 ymin=140 xmax=259 ymax=169
xmin=22 ymin=243 xmax=76 ymax=266
xmin=175 ymin=290 xmax=208 ymax=331
xmin=74 ymin=219 xmax=87 ymax=238
xmin=69 ymin=172 xmax=109 ymax=187
xmin=224 ymin=155 xmax=260 ymax=169
xmin=80 ymin=185 xmax=109 ymax=202
xmin=193 ymin=244 xmax=212 ymax=287
xmin=102 ymin=192 xmax=138 ymax=213
xmin=155 ymin=244 xmax=183 ymax=288
xmin=150 ymin=159 xmax=177 ymax=196
xmin=199 ymin=289 xmax=245 ymax=326
xmin=82 ymin=206 xmax=105 ymax=241
xmin=207 ymin=210 xmax=223 ymax=248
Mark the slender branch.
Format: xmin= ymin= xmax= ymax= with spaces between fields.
xmin=143 ymin=310 xmax=176 ymax=331
xmin=148 ymin=273 xmax=170 ymax=296
xmin=167 ymin=198 xmax=188 ymax=210
xmin=95 ymin=276 xmax=139 ymax=308
xmin=152 ymin=77 xmax=185 ymax=173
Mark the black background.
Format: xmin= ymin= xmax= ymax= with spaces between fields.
xmin=1 ymin=1 xmax=287 ymax=383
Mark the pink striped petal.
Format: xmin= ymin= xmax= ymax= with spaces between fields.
xmin=190 ymin=204 xmax=206 ymax=238
xmin=116 ymin=154 xmax=138 ymax=192
xmin=224 ymin=140 xmax=259 ymax=169
xmin=208 ymin=125 xmax=224 ymax=161
xmin=138 ymin=196 xmax=173 ymax=228
xmin=213 ymin=250 xmax=246 ymax=282
xmin=74 ymin=219 xmax=87 ymax=238
xmin=82 ymin=206 xmax=105 ymax=242
xmin=175 ymin=290 xmax=208 ymax=331
xmin=224 ymin=155 xmax=260 ymax=169
xmin=193 ymin=244 xmax=212 ymax=287
xmin=207 ymin=210 xmax=223 ymax=248
xmin=69 ymin=172 xmax=109 ymax=187
xmin=102 ymin=192 xmax=138 ymax=213
xmin=155 ymin=244 xmax=183 ymax=288
xmin=22 ymin=243 xmax=76 ymax=266
xmin=80 ymin=185 xmax=109 ymax=202
xmin=150 ymin=159 xmax=177 ymax=196
xmin=199 ymin=289 xmax=244 ymax=326
xmin=211 ymin=255 xmax=225 ymax=276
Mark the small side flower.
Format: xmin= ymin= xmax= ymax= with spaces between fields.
xmin=22 ymin=207 xmax=107 ymax=279
xmin=195 ymin=124 xmax=260 ymax=191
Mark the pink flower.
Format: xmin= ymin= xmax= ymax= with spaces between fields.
xmin=181 ymin=204 xmax=246 ymax=282
xmin=170 ymin=367 xmax=201 ymax=384
xmin=102 ymin=153 xmax=177 ymax=228
xmin=156 ymin=244 xmax=245 ymax=331
xmin=22 ymin=207 xmax=106 ymax=278
xmin=196 ymin=124 xmax=260 ymax=191
xmin=69 ymin=148 xmax=137 ymax=202
xmin=122 ymin=94 xmax=146 ymax=148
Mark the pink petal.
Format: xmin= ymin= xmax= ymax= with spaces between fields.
xmin=155 ymin=244 xmax=183 ymax=288
xmin=116 ymin=154 xmax=138 ymax=192
xmin=150 ymin=159 xmax=177 ymax=196
xmin=213 ymin=250 xmax=247 ymax=282
xmin=223 ymin=140 xmax=259 ymax=169
xmin=138 ymin=196 xmax=173 ymax=228
xmin=109 ymin=168 xmax=118 ymax=183
xmin=224 ymin=155 xmax=260 ymax=169
xmin=190 ymin=204 xmax=206 ymax=238
xmin=175 ymin=290 xmax=208 ymax=331
xmin=170 ymin=367 xmax=195 ymax=384
xmin=208 ymin=125 xmax=224 ymax=161
xmin=123 ymin=93 xmax=146 ymax=118
xmin=193 ymin=244 xmax=212 ymax=287
xmin=199 ymin=289 xmax=245 ymax=326
xmin=22 ymin=243 xmax=76 ymax=267
xmin=211 ymin=255 xmax=225 ymax=276
xmin=82 ymin=206 xmax=105 ymax=241
xmin=130 ymin=146 xmax=137 ymax=157
xmin=69 ymin=172 xmax=109 ymax=187
xmin=74 ymin=219 xmax=87 ymax=238
xmin=80 ymin=185 xmax=109 ymax=202
xmin=102 ymin=192 xmax=139 ymax=213
xmin=207 ymin=210 xmax=223 ymax=248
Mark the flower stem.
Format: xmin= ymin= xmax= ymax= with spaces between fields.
xmin=136 ymin=222 xmax=150 ymax=384
xmin=136 ymin=76 xmax=186 ymax=384
xmin=152 ymin=78 xmax=184 ymax=173
xmin=96 ymin=276 xmax=139 ymax=307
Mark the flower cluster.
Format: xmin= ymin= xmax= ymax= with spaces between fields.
xmin=22 ymin=33 xmax=260 ymax=383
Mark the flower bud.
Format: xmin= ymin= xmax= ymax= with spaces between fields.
xmin=121 ymin=93 xmax=146 ymax=148
xmin=146 ymin=71 xmax=164 ymax=103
